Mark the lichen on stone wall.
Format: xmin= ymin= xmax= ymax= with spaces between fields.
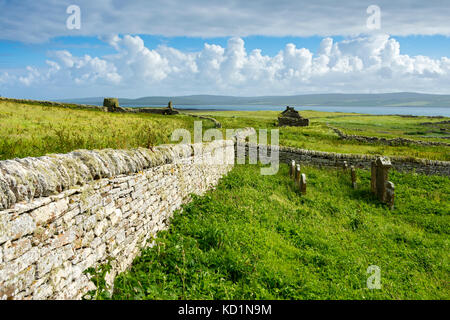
xmin=0 ymin=140 xmax=231 ymax=210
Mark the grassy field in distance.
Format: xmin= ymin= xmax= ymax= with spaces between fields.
xmin=190 ymin=110 xmax=450 ymax=161
xmin=1 ymin=101 xmax=449 ymax=161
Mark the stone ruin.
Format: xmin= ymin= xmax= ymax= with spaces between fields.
xmin=103 ymin=97 xmax=123 ymax=112
xmin=163 ymin=100 xmax=179 ymax=115
xmin=278 ymin=106 xmax=309 ymax=127
xmin=103 ymin=98 xmax=179 ymax=115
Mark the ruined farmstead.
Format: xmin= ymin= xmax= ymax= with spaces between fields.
xmin=103 ymin=98 xmax=179 ymax=115
xmin=277 ymin=106 xmax=309 ymax=127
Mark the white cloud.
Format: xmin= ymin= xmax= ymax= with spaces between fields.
xmin=2 ymin=33 xmax=450 ymax=98
xmin=107 ymin=35 xmax=169 ymax=83
xmin=18 ymin=67 xmax=41 ymax=86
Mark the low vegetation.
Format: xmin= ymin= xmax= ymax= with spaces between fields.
xmin=0 ymin=101 xmax=215 ymax=160
xmin=100 ymin=164 xmax=449 ymax=300
xmin=193 ymin=110 xmax=450 ymax=161
xmin=1 ymin=101 xmax=448 ymax=161
xmin=1 ymin=100 xmax=448 ymax=300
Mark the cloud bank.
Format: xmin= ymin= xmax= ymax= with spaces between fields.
xmin=2 ymin=33 xmax=450 ymax=98
xmin=1 ymin=0 xmax=450 ymax=43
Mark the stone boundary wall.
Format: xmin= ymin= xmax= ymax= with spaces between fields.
xmin=278 ymin=117 xmax=309 ymax=127
xmin=420 ymin=120 xmax=450 ymax=125
xmin=0 ymin=97 xmax=105 ymax=111
xmin=330 ymin=126 xmax=450 ymax=147
xmin=239 ymin=143 xmax=450 ymax=176
xmin=180 ymin=113 xmax=222 ymax=128
xmin=0 ymin=140 xmax=235 ymax=299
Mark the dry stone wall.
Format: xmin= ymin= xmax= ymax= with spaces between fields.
xmin=0 ymin=97 xmax=104 ymax=111
xmin=0 ymin=140 xmax=234 ymax=300
xmin=330 ymin=126 xmax=450 ymax=147
xmin=239 ymin=143 xmax=450 ymax=176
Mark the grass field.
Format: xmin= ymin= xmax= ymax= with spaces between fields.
xmin=1 ymin=101 xmax=449 ymax=161
xmin=0 ymin=101 xmax=215 ymax=160
xmin=192 ymin=110 xmax=450 ymax=161
xmin=1 ymin=100 xmax=448 ymax=300
xmin=89 ymin=163 xmax=449 ymax=300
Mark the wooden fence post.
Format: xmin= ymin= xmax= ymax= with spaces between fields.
xmin=351 ymin=165 xmax=357 ymax=189
xmin=386 ymin=181 xmax=395 ymax=210
xmin=295 ymin=164 xmax=301 ymax=185
xmin=343 ymin=161 xmax=348 ymax=171
xmin=300 ymin=174 xmax=307 ymax=195
xmin=370 ymin=161 xmax=377 ymax=194
xmin=290 ymin=160 xmax=295 ymax=178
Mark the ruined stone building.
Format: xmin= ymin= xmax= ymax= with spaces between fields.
xmin=277 ymin=106 xmax=309 ymax=127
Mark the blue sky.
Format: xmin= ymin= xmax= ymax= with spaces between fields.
xmin=1 ymin=0 xmax=450 ymax=99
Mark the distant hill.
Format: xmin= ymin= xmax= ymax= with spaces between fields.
xmin=57 ymin=93 xmax=450 ymax=107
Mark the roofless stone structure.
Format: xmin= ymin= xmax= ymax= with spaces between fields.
xmin=277 ymin=106 xmax=309 ymax=127
xmin=103 ymin=98 xmax=179 ymax=115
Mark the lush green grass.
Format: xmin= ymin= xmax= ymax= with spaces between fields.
xmin=104 ymin=164 xmax=449 ymax=300
xmin=323 ymin=114 xmax=450 ymax=142
xmin=3 ymin=100 xmax=447 ymax=299
xmin=0 ymin=101 xmax=215 ymax=160
xmin=1 ymin=101 xmax=448 ymax=161
xmin=192 ymin=110 xmax=450 ymax=161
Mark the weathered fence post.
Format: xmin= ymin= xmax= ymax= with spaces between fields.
xmin=351 ymin=165 xmax=357 ymax=189
xmin=300 ymin=174 xmax=307 ymax=195
xmin=370 ymin=157 xmax=393 ymax=207
xmin=376 ymin=157 xmax=392 ymax=203
xmin=290 ymin=160 xmax=295 ymax=178
xmin=343 ymin=161 xmax=348 ymax=171
xmin=370 ymin=161 xmax=377 ymax=194
xmin=386 ymin=181 xmax=395 ymax=210
xmin=295 ymin=164 xmax=301 ymax=186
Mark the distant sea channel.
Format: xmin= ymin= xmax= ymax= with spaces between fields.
xmin=121 ymin=104 xmax=450 ymax=117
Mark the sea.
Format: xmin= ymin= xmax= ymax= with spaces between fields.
xmin=120 ymin=104 xmax=450 ymax=117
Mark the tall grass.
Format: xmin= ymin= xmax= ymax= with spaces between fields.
xmin=0 ymin=101 xmax=214 ymax=160
xmin=1 ymin=102 xmax=448 ymax=161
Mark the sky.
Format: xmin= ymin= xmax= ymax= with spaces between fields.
xmin=1 ymin=0 xmax=450 ymax=99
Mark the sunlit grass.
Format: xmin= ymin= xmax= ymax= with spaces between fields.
xmin=0 ymin=101 xmax=214 ymax=160
xmin=1 ymin=102 xmax=449 ymax=161
xmin=192 ymin=110 xmax=450 ymax=161
xmin=107 ymin=164 xmax=450 ymax=300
